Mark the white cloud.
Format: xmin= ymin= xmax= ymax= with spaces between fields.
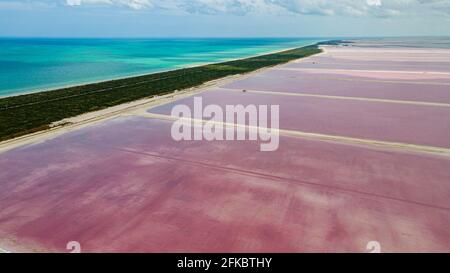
xmin=367 ymin=0 xmax=382 ymax=6
xmin=0 ymin=0 xmax=54 ymax=10
xmin=179 ymin=0 xmax=283 ymax=15
xmin=4 ymin=0 xmax=450 ymax=17
xmin=270 ymin=0 xmax=429 ymax=17
xmin=66 ymin=0 xmax=153 ymax=10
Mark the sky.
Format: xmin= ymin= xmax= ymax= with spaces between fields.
xmin=0 ymin=0 xmax=450 ymax=37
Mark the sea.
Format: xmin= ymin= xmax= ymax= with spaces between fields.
xmin=0 ymin=38 xmax=323 ymax=97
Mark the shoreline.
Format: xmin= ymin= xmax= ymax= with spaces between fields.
xmin=0 ymin=45 xmax=326 ymax=154
xmin=0 ymin=44 xmax=323 ymax=143
xmin=0 ymin=41 xmax=322 ymax=99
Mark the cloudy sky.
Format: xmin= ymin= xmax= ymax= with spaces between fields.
xmin=1 ymin=0 xmax=449 ymax=37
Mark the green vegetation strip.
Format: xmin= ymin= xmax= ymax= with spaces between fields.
xmin=0 ymin=45 xmax=322 ymax=141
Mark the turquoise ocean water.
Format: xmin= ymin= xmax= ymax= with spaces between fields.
xmin=0 ymin=38 xmax=322 ymax=97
